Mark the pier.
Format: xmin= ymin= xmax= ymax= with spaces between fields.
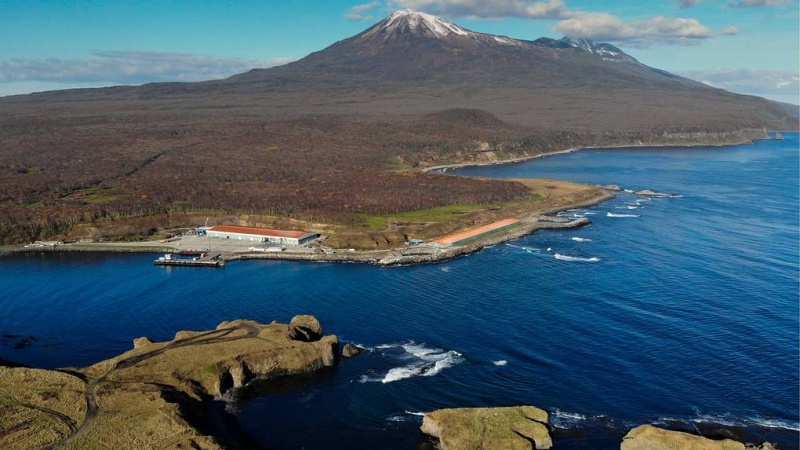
xmin=154 ymin=251 xmax=225 ymax=268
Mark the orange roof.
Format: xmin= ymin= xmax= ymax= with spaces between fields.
xmin=208 ymin=225 xmax=312 ymax=239
xmin=433 ymin=218 xmax=520 ymax=246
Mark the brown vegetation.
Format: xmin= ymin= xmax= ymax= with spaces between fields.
xmin=1 ymin=13 xmax=794 ymax=244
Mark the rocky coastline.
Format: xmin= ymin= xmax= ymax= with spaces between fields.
xmin=1 ymin=316 xmax=788 ymax=450
xmin=420 ymin=407 xmax=780 ymax=450
xmin=0 ymin=316 xmax=338 ymax=450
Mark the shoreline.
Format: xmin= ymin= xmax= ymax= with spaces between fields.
xmin=421 ymin=135 xmax=765 ymax=173
xmin=4 ymin=135 xmax=765 ymax=265
xmin=0 ymin=191 xmax=615 ymax=266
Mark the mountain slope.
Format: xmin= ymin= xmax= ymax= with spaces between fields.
xmin=5 ymin=10 xmax=791 ymax=131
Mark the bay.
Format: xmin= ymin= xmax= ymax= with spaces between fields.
xmin=1 ymin=134 xmax=798 ymax=449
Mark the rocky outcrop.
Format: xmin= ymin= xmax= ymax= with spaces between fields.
xmin=621 ymin=425 xmax=776 ymax=450
xmin=286 ymin=314 xmax=324 ymax=342
xmin=1 ymin=317 xmax=338 ymax=450
xmin=342 ymin=343 xmax=363 ymax=358
xmin=421 ymin=406 xmax=552 ymax=450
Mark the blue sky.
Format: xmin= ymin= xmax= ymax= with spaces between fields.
xmin=1 ymin=0 xmax=798 ymax=103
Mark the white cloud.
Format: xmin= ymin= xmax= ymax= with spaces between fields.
xmin=678 ymin=0 xmax=703 ymax=8
xmin=677 ymin=68 xmax=800 ymax=103
xmin=347 ymin=2 xmax=381 ymax=21
xmin=730 ymin=0 xmax=794 ymax=7
xmin=0 ymin=51 xmax=294 ymax=85
xmin=554 ymin=13 xmax=717 ymax=47
xmin=373 ymin=0 xmax=728 ymax=48
xmin=389 ymin=0 xmax=570 ymax=19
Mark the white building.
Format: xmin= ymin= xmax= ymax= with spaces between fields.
xmin=206 ymin=225 xmax=318 ymax=245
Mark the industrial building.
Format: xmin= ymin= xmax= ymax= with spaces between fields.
xmin=432 ymin=218 xmax=521 ymax=247
xmin=206 ymin=225 xmax=318 ymax=246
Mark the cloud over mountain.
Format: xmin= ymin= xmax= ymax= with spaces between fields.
xmin=553 ymin=13 xmax=717 ymax=47
xmin=0 ymin=50 xmax=293 ymax=84
xmin=349 ymin=0 xmax=733 ymax=48
xmin=390 ymin=0 xmax=569 ymax=19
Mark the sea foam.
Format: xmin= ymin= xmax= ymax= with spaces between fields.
xmin=358 ymin=341 xmax=465 ymax=384
xmin=555 ymin=254 xmax=600 ymax=262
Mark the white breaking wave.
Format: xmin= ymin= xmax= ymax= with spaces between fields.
xmin=359 ymin=341 xmax=465 ymax=384
xmin=571 ymin=237 xmax=592 ymax=243
xmin=387 ymin=411 xmax=426 ymax=422
xmin=373 ymin=343 xmax=399 ymax=350
xmin=690 ymin=413 xmax=800 ymax=431
xmin=550 ymin=409 xmax=589 ymax=429
xmin=607 ymin=213 xmax=640 ymax=218
xmin=507 ymin=243 xmax=541 ymax=254
xmin=745 ymin=417 xmax=800 ymax=431
xmin=555 ymin=253 xmax=600 ymax=262
xmin=493 ymin=360 xmax=508 ymax=366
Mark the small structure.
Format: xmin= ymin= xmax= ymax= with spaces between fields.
xmin=154 ymin=252 xmax=224 ymax=268
xmin=206 ymin=225 xmax=318 ymax=246
xmin=432 ymin=218 xmax=521 ymax=247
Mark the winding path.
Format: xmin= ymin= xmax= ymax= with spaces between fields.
xmin=42 ymin=322 xmax=261 ymax=449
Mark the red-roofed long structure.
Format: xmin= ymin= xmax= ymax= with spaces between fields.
xmin=433 ymin=218 xmax=521 ymax=247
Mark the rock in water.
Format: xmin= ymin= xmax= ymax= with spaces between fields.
xmin=342 ymin=343 xmax=363 ymax=358
xmin=286 ymin=314 xmax=323 ymax=342
xmin=621 ymin=425 xmax=748 ymax=450
xmin=421 ymin=406 xmax=551 ymax=450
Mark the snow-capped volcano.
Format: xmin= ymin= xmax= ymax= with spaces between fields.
xmin=355 ymin=9 xmax=524 ymax=47
xmin=363 ymin=9 xmax=471 ymax=39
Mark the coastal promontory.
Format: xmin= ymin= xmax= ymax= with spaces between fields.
xmin=0 ymin=316 xmax=338 ymax=449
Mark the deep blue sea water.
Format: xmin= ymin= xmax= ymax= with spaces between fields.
xmin=1 ymin=134 xmax=798 ymax=449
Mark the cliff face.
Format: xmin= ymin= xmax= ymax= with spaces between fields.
xmin=0 ymin=316 xmax=338 ymax=450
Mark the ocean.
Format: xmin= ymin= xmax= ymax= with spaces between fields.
xmin=1 ymin=134 xmax=798 ymax=449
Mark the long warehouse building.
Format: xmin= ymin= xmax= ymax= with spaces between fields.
xmin=206 ymin=225 xmax=318 ymax=245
